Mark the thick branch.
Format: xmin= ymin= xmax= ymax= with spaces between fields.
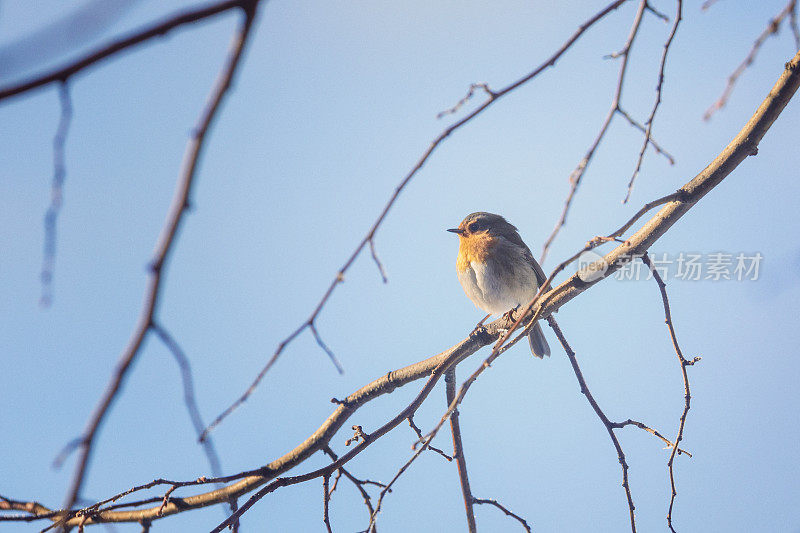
xmin=55 ymin=328 xmax=497 ymax=527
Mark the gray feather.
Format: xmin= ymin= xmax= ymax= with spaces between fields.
xmin=528 ymin=321 xmax=550 ymax=358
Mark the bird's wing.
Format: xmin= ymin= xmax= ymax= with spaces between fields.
xmin=519 ymin=246 xmax=547 ymax=288
xmin=503 ymin=228 xmax=548 ymax=288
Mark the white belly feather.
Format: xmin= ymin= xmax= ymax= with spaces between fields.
xmin=457 ymin=259 xmax=539 ymax=315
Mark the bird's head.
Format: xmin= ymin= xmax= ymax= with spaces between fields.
xmin=447 ymin=212 xmax=519 ymax=240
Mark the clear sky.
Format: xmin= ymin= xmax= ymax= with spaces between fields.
xmin=2 ymin=1 xmax=799 ymax=532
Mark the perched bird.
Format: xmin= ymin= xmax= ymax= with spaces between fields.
xmin=448 ymin=212 xmax=550 ymax=358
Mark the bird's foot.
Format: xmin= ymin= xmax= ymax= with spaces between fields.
xmin=502 ymin=305 xmax=521 ymax=323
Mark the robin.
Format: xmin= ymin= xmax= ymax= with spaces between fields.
xmin=448 ymin=212 xmax=550 ymax=358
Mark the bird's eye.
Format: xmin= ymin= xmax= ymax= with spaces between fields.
xmin=468 ymin=221 xmax=480 ymax=233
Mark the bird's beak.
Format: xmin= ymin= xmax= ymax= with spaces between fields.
xmin=447 ymin=228 xmax=464 ymax=235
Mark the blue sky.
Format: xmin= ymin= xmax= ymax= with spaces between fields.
xmin=2 ymin=1 xmax=799 ymax=531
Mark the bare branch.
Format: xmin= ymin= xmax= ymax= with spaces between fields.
xmin=368 ymin=238 xmax=389 ymax=283
xmin=445 ymin=369 xmax=476 ymax=532
xmin=60 ymin=1 xmax=260 ymax=514
xmin=407 ymin=417 xmax=453 ymax=461
xmin=322 ymin=446 xmax=383 ymax=525
xmin=436 ymin=82 xmax=495 ymax=119
xmin=704 ymin=0 xmax=797 ymax=120
xmin=150 ymin=322 xmax=224 ymax=478
xmin=644 ymin=1 xmax=670 ymax=22
xmin=791 ymin=0 xmax=800 ymax=49
xmin=612 ymin=418 xmax=692 ymax=457
xmin=623 ymin=0 xmax=683 ymax=203
xmin=322 ymin=475 xmax=333 ymax=533
xmin=616 ymin=106 xmax=676 ymax=165
xmin=547 ymin=317 xmax=637 ymax=532
xmin=40 ymin=82 xmax=73 ymax=307
xmin=310 ymin=322 xmax=345 ymax=374
xmin=473 ymin=498 xmax=531 ymax=532
xmin=641 ymin=253 xmax=699 ymax=532
xmin=0 ymin=1 xmax=247 ymax=102
xmin=540 ymin=0 xmax=649 ymax=263
xmin=0 ymin=494 xmax=61 ymax=522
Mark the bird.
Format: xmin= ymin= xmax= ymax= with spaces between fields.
xmin=448 ymin=212 xmax=550 ymax=358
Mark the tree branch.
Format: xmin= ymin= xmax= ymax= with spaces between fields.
xmin=640 ymin=253 xmax=699 ymax=532
xmin=11 ymin=47 xmax=800 ymax=532
xmin=151 ymin=322 xmax=224 ymax=479
xmin=40 ymin=82 xmax=72 ymax=307
xmin=0 ymin=1 xmax=247 ymax=102
xmin=703 ymin=0 xmax=798 ymax=120
xmin=540 ymin=0 xmax=649 ymax=263
xmin=623 ymin=0 xmax=682 ymax=203
xmin=547 ymin=317 xmax=637 ymax=532
xmin=446 ymin=368 xmax=477 ymax=532
xmin=59 ymin=0 xmax=260 ymax=515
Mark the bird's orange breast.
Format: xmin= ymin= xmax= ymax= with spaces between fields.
xmin=456 ymin=234 xmax=496 ymax=272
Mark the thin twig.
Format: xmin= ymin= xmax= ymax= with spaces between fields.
xmin=790 ymin=0 xmax=800 ymax=49
xmin=322 ymin=474 xmax=333 ymax=533
xmin=368 ymin=238 xmax=388 ymax=283
xmin=407 ymin=417 xmax=452 ymax=461
xmin=612 ymin=418 xmax=692 ymax=457
xmin=540 ymin=0 xmax=649 ymax=264
xmin=616 ymin=107 xmax=676 ymax=164
xmin=623 ymin=0 xmax=683 ymax=203
xmin=703 ymin=0 xmax=797 ymax=120
xmin=22 ymin=52 xmax=800 ymax=528
xmin=322 ymin=446 xmax=382 ymax=527
xmin=310 ymin=322 xmax=345 ymax=374
xmin=547 ymin=316 xmax=636 ymax=532
xmin=150 ymin=322 xmax=224 ymax=478
xmin=45 ymin=476 xmax=216 ymax=531
xmin=40 ymin=82 xmax=73 ymax=307
xmin=157 ymin=486 xmax=178 ymax=517
xmin=608 ymin=191 xmax=685 ymax=239
xmin=641 ymin=253 xmax=699 ymax=532
xmin=445 ymin=369 xmax=476 ymax=532
xmin=367 ymin=442 xmax=425 ymax=532
xmin=436 ymin=82 xmax=495 ymax=118
xmin=59 ymin=1 xmax=260 ymax=515
xmin=473 ymin=498 xmax=531 ymax=532
xmin=644 ymin=1 xmax=670 ymax=22
xmin=228 ymin=498 xmax=239 ymax=533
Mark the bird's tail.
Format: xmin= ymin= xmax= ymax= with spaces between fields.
xmin=528 ymin=321 xmax=550 ymax=358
